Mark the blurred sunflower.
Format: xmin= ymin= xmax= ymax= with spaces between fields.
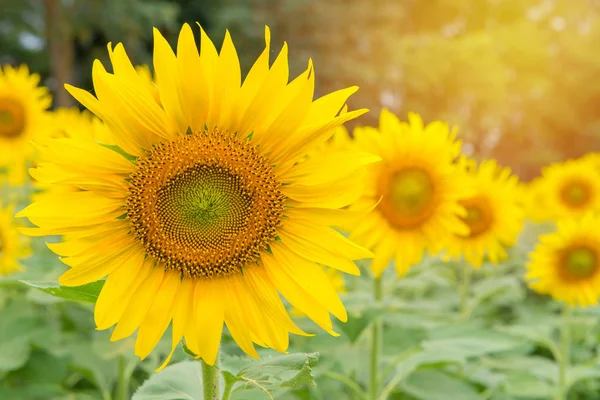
xmin=19 ymin=24 xmax=374 ymax=366
xmin=0 ymin=65 xmax=52 ymax=184
xmin=526 ymin=215 xmax=600 ymax=307
xmin=538 ymin=158 xmax=600 ymax=220
xmin=348 ymin=109 xmax=472 ymax=277
xmin=0 ymin=205 xmax=30 ymax=276
xmin=31 ymin=108 xmax=114 ymax=202
xmin=442 ymin=159 xmax=524 ymax=268
xmin=522 ymin=177 xmax=551 ymax=223
xmin=48 ymin=107 xmax=114 ymax=143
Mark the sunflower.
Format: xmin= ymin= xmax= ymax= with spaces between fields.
xmin=538 ymin=158 xmax=600 ymax=220
xmin=18 ymin=24 xmax=374 ymax=366
xmin=522 ymin=177 xmax=551 ymax=223
xmin=348 ymin=109 xmax=472 ymax=277
xmin=31 ymin=108 xmax=114 ymax=202
xmin=442 ymin=159 xmax=524 ymax=268
xmin=0 ymin=205 xmax=30 ymax=276
xmin=526 ymin=215 xmax=600 ymax=307
xmin=48 ymin=107 xmax=114 ymax=142
xmin=0 ymin=65 xmax=52 ymax=184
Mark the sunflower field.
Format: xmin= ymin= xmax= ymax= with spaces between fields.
xmin=3 ymin=1 xmax=600 ymax=400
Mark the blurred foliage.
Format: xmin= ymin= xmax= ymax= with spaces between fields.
xmin=8 ymin=212 xmax=600 ymax=399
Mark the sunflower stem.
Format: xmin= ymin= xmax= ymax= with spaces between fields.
xmin=557 ymin=304 xmax=572 ymax=400
xmin=201 ymin=354 xmax=220 ymax=400
xmin=116 ymin=355 xmax=129 ymax=400
xmin=221 ymin=377 xmax=235 ymax=400
xmin=369 ymin=277 xmax=383 ymax=400
xmin=459 ymin=265 xmax=472 ymax=320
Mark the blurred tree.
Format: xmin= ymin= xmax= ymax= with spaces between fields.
xmin=214 ymin=0 xmax=600 ymax=179
xmin=1 ymin=0 xmax=183 ymax=106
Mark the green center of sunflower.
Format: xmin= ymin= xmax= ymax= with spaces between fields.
xmin=378 ymin=166 xmax=436 ymax=229
xmin=127 ymin=128 xmax=285 ymax=279
xmin=560 ymin=180 xmax=591 ymax=208
xmin=562 ymin=246 xmax=597 ymax=279
xmin=0 ymin=97 xmax=26 ymax=139
xmin=459 ymin=196 xmax=494 ymax=238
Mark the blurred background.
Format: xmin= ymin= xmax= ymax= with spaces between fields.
xmin=2 ymin=0 xmax=600 ymax=180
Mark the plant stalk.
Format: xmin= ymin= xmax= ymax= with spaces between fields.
xmin=369 ymin=277 xmax=383 ymax=400
xmin=201 ymin=355 xmax=220 ymax=400
xmin=557 ymin=305 xmax=572 ymax=400
xmin=116 ymin=355 xmax=129 ymax=400
xmin=460 ymin=265 xmax=472 ymax=320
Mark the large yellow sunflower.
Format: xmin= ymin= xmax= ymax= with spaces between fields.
xmin=442 ymin=159 xmax=524 ymax=268
xmin=537 ymin=158 xmax=600 ymax=220
xmin=0 ymin=205 xmax=30 ymax=276
xmin=348 ymin=109 xmax=472 ymax=277
xmin=18 ymin=24 xmax=374 ymax=366
xmin=526 ymin=215 xmax=600 ymax=307
xmin=0 ymin=65 xmax=52 ymax=184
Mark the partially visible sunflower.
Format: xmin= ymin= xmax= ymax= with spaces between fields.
xmin=442 ymin=158 xmax=524 ymax=268
xmin=19 ymin=24 xmax=374 ymax=367
xmin=538 ymin=158 xmax=600 ymax=220
xmin=522 ymin=177 xmax=551 ymax=223
xmin=0 ymin=205 xmax=30 ymax=276
xmin=31 ymin=108 xmax=114 ymax=203
xmin=48 ymin=107 xmax=113 ymax=142
xmin=0 ymin=65 xmax=52 ymax=184
xmin=581 ymin=152 xmax=600 ymax=173
xmin=526 ymin=215 xmax=600 ymax=307
xmin=348 ymin=109 xmax=472 ymax=277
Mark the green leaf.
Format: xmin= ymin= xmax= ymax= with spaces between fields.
xmin=337 ymin=293 xmax=405 ymax=343
xmin=568 ymin=362 xmax=600 ymax=387
xmin=480 ymin=355 xmax=558 ymax=383
xmin=497 ymin=324 xmax=560 ymax=359
xmin=0 ymin=301 xmax=44 ymax=372
xmin=467 ymin=276 xmax=522 ymax=314
xmin=0 ymin=384 xmax=67 ymax=400
xmin=132 ymin=361 xmax=204 ymax=400
xmin=421 ymin=330 xmax=527 ymax=359
xmin=221 ymin=352 xmax=319 ymax=397
xmin=502 ymin=372 xmax=555 ymax=399
xmin=66 ymin=340 xmax=119 ymax=399
xmin=20 ymin=280 xmax=105 ymax=303
xmin=400 ymin=369 xmax=484 ymax=400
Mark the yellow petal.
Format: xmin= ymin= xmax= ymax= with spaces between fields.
xmin=94 ymin=249 xmax=149 ymax=329
xmin=110 ymin=265 xmax=165 ymax=341
xmin=190 ymin=278 xmax=225 ymax=365
xmin=261 ymin=252 xmax=337 ymax=335
xmin=135 ymin=271 xmax=181 ymax=360
xmin=58 ymin=240 xmax=137 ymax=287
xmin=271 ymin=242 xmax=347 ymax=322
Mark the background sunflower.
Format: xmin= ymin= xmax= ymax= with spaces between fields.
xmin=527 ymin=215 xmax=600 ymax=307
xmin=537 ymin=158 xmax=600 ymax=220
xmin=0 ymin=65 xmax=51 ymax=185
xmin=0 ymin=205 xmax=30 ymax=276
xmin=348 ymin=109 xmax=472 ymax=277
xmin=442 ymin=159 xmax=525 ymax=268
